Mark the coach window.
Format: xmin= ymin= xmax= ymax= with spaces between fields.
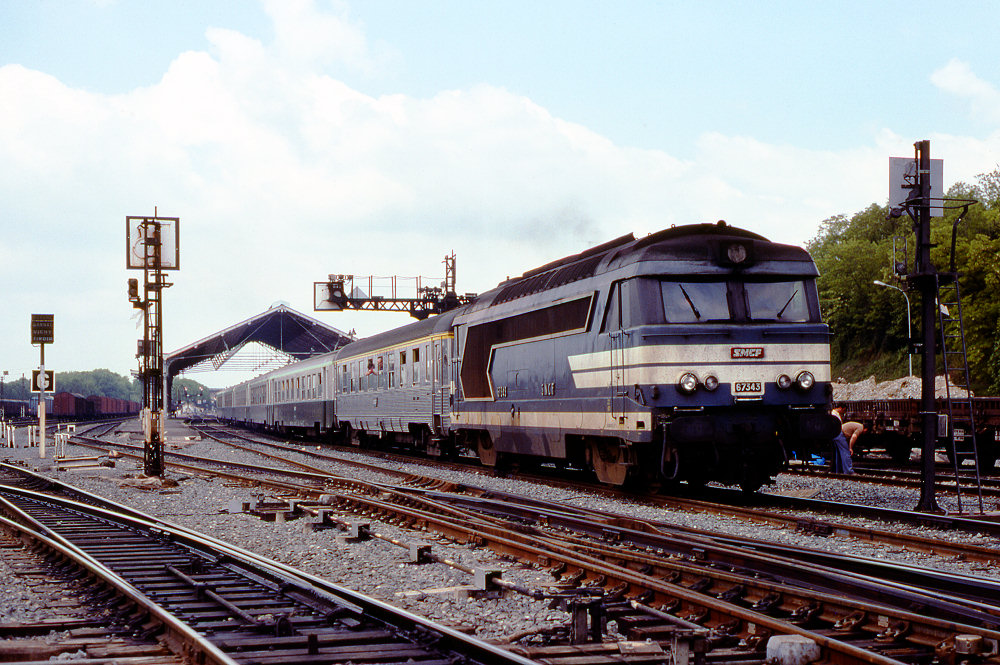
xmin=400 ymin=350 xmax=407 ymax=385
xmin=389 ymin=352 xmax=396 ymax=388
xmin=412 ymin=347 xmax=420 ymax=384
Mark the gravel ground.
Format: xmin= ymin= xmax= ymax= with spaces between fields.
xmin=833 ymin=374 xmax=970 ymax=400
xmin=3 ymin=422 xmax=1000 ymax=643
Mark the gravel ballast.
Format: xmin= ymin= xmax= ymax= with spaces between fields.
xmin=3 ymin=421 xmax=1000 ymax=642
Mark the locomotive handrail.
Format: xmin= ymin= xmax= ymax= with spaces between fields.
xmin=642 ymin=332 xmax=734 ymax=339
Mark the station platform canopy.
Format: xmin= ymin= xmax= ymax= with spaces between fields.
xmin=164 ymin=303 xmax=353 ymax=380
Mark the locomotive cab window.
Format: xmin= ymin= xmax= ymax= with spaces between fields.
xmin=743 ymin=280 xmax=810 ymax=322
xmin=638 ymin=278 xmax=819 ymax=324
xmin=661 ymin=281 xmax=730 ymax=322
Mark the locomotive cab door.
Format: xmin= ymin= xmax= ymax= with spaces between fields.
xmin=605 ymin=281 xmax=631 ymax=423
xmin=452 ymin=325 xmax=465 ymax=418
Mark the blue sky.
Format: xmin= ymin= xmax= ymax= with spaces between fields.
xmin=2 ymin=0 xmax=999 ymax=386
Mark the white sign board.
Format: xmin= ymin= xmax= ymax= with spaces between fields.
xmin=889 ymin=157 xmax=944 ymax=217
xmin=126 ymin=216 xmax=180 ymax=269
xmin=314 ymin=282 xmax=344 ymax=311
xmin=31 ymin=369 xmax=55 ymax=393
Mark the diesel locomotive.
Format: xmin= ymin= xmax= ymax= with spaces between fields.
xmin=218 ymin=222 xmax=838 ymax=491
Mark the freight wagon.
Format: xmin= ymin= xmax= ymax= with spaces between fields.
xmin=836 ymin=397 xmax=1000 ymax=470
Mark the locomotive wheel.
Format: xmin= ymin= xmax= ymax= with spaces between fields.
xmin=477 ymin=432 xmax=498 ymax=467
xmin=588 ymin=439 xmax=631 ymax=486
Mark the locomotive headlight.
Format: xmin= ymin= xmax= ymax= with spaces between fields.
xmin=678 ymin=373 xmax=699 ymax=394
xmin=703 ymin=375 xmax=719 ymax=391
xmin=776 ymin=374 xmax=792 ymax=390
xmin=726 ymin=243 xmax=748 ymax=264
xmin=795 ymin=371 xmax=815 ymax=391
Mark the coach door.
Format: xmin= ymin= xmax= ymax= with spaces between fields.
xmin=266 ymin=380 xmax=274 ymax=427
xmin=431 ymin=340 xmax=444 ymax=429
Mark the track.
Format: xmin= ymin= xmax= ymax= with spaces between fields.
xmin=0 ymin=470 xmax=537 ymax=665
xmin=32 ymin=423 xmax=1000 ymax=664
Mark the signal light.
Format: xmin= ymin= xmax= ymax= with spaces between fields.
xmin=128 ymin=278 xmax=145 ymax=308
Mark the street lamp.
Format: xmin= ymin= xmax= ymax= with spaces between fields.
xmin=1 ymin=370 xmax=7 ymax=420
xmin=874 ymin=280 xmax=913 ymax=376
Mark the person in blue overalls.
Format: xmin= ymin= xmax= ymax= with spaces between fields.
xmin=831 ymin=406 xmax=862 ymax=474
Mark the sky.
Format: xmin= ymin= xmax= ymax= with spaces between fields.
xmin=2 ymin=0 xmax=999 ymax=389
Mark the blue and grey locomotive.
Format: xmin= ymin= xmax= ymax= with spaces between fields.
xmin=218 ymin=221 xmax=837 ymax=491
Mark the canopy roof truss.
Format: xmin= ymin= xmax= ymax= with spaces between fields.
xmin=165 ymin=304 xmax=353 ymax=379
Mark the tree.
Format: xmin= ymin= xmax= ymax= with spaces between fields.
xmin=809 ymin=168 xmax=1000 ymax=392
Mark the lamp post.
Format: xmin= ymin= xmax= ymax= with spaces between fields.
xmin=1 ymin=370 xmax=7 ymax=420
xmin=874 ymin=280 xmax=913 ymax=377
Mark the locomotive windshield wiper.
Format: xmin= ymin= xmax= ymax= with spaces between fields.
xmin=776 ymin=289 xmax=799 ymax=319
xmin=678 ymin=284 xmax=701 ymax=319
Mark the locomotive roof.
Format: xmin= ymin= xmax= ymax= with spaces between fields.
xmin=481 ymin=221 xmax=814 ymax=308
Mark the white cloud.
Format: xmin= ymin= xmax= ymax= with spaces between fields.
xmin=2 ymin=7 xmax=1000 ymax=384
xmin=262 ymin=0 xmax=378 ymax=74
xmin=932 ymin=58 xmax=1000 ymax=125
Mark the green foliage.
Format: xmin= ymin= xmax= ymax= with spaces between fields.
xmin=810 ymin=168 xmax=1000 ymax=393
xmin=53 ymin=369 xmax=141 ymax=401
xmin=7 ymin=369 xmax=212 ymax=407
xmin=1 ymin=376 xmax=30 ymax=401
xmin=172 ymin=377 xmax=211 ymax=406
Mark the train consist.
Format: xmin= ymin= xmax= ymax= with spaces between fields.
xmin=51 ymin=392 xmax=140 ymax=420
xmin=219 ymin=222 xmax=839 ymax=491
xmin=837 ymin=397 xmax=1000 ymax=469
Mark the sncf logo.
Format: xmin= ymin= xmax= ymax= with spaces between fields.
xmin=731 ymin=347 xmax=764 ymax=359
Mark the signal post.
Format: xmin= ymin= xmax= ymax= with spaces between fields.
xmin=30 ymin=314 xmax=55 ymax=458
xmin=126 ymin=212 xmax=180 ymax=476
